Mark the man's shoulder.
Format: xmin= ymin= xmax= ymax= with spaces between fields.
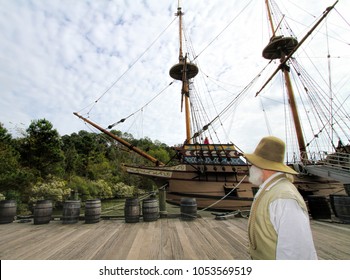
xmin=268 ymin=178 xmax=300 ymax=198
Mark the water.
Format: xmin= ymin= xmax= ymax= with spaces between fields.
xmin=100 ymin=199 xmax=125 ymax=217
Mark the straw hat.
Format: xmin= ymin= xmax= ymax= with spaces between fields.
xmin=244 ymin=136 xmax=298 ymax=175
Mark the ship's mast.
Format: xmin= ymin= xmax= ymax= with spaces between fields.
xmin=263 ymin=0 xmax=308 ymax=162
xmin=169 ymin=4 xmax=198 ymax=144
xmin=177 ymin=6 xmax=184 ymax=62
xmin=261 ymin=0 xmax=338 ymax=163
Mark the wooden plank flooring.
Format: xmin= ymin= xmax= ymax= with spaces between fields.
xmin=0 ymin=216 xmax=349 ymax=260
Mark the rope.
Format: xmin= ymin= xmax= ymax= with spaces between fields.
xmin=190 ymin=60 xmax=273 ymax=142
xmin=77 ymin=17 xmax=177 ymax=116
xmin=197 ymin=175 xmax=247 ymax=212
xmin=107 ymin=81 xmax=174 ymax=129
xmin=193 ymin=0 xmax=254 ymax=61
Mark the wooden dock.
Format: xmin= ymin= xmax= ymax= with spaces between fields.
xmin=0 ymin=213 xmax=349 ymax=260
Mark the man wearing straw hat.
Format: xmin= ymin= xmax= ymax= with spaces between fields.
xmin=244 ymin=136 xmax=317 ymax=260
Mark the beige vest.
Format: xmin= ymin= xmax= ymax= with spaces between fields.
xmin=248 ymin=174 xmax=308 ymax=260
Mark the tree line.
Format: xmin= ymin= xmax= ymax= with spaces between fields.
xmin=0 ymin=119 xmax=175 ymax=214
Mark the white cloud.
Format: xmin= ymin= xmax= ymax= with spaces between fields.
xmin=0 ymin=0 xmax=349 ymax=156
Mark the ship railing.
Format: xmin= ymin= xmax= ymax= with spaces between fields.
xmin=301 ymin=151 xmax=350 ymax=171
xmin=321 ymin=152 xmax=350 ymax=171
xmin=288 ymin=151 xmax=350 ymax=172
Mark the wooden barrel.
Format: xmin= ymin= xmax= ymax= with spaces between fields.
xmin=307 ymin=195 xmax=331 ymax=220
xmin=0 ymin=200 xmax=16 ymax=224
xmin=124 ymin=198 xmax=140 ymax=223
xmin=34 ymin=200 xmax=53 ymax=225
xmin=180 ymin=197 xmax=197 ymax=220
xmin=62 ymin=200 xmax=81 ymax=224
xmin=142 ymin=198 xmax=159 ymax=222
xmin=84 ymin=199 xmax=101 ymax=224
xmin=330 ymin=194 xmax=350 ymax=223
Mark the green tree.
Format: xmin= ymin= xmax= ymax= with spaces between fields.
xmin=61 ymin=134 xmax=79 ymax=177
xmin=0 ymin=123 xmax=12 ymax=144
xmin=0 ymin=123 xmax=33 ymax=197
xmin=19 ymin=119 xmax=65 ymax=178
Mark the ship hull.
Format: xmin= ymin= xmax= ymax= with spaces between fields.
xmin=124 ymin=163 xmax=345 ymax=211
xmin=166 ymin=178 xmax=254 ymax=211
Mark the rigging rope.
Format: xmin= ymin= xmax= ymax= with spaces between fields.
xmin=77 ymin=17 xmax=177 ymax=116
xmin=260 ymin=98 xmax=272 ymax=135
xmin=107 ymin=81 xmax=174 ymax=129
xmin=335 ymin=8 xmax=350 ymax=30
xmin=192 ymin=0 xmax=254 ymax=61
xmin=289 ymin=56 xmax=350 ymax=152
xmin=189 ymin=60 xmax=273 ymax=142
xmin=268 ymin=0 xmax=296 ymax=38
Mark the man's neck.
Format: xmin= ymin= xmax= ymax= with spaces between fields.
xmin=262 ymin=170 xmax=277 ymax=182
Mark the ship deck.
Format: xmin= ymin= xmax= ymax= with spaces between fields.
xmin=0 ymin=212 xmax=349 ymax=260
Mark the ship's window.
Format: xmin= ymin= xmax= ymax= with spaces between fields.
xmin=224 ymin=187 xmax=238 ymax=197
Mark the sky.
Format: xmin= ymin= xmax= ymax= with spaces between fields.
xmin=1 ymin=0 xmax=349 ymax=155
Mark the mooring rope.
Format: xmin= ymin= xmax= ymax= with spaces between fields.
xmin=197 ymin=175 xmax=247 ymax=213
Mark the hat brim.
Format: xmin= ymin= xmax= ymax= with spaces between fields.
xmin=244 ymin=153 xmax=298 ymax=175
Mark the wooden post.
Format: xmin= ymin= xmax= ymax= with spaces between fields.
xmin=158 ymin=184 xmax=168 ymax=218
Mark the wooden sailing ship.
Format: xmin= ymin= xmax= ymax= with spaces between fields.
xmin=75 ymin=0 xmax=349 ymax=212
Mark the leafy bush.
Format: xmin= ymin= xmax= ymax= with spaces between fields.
xmin=111 ymin=182 xmax=146 ymax=198
xmin=27 ymin=176 xmax=71 ymax=207
xmin=92 ymin=179 xmax=113 ymax=199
